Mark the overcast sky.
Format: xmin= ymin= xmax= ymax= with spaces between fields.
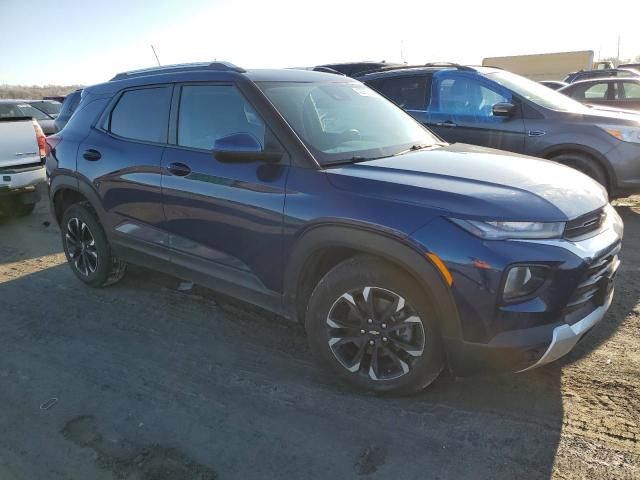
xmin=2 ymin=0 xmax=639 ymax=85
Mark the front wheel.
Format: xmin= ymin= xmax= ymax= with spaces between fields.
xmin=61 ymin=203 xmax=127 ymax=287
xmin=305 ymin=256 xmax=444 ymax=394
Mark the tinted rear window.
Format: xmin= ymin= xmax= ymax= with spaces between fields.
xmin=109 ymin=87 xmax=172 ymax=143
xmin=366 ymin=75 xmax=429 ymax=110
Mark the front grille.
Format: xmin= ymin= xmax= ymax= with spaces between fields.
xmin=564 ymin=209 xmax=605 ymax=240
xmin=564 ymin=250 xmax=619 ymax=317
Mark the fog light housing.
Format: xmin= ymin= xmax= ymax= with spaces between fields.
xmin=502 ymin=265 xmax=548 ymax=302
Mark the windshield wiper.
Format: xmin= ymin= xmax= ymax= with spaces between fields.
xmin=390 ymin=143 xmax=433 ymax=157
xmin=323 ymin=156 xmax=376 ymax=167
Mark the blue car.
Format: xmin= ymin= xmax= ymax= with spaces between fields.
xmin=46 ymin=62 xmax=623 ymax=394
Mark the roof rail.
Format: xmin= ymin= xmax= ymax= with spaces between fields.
xmin=359 ymin=62 xmax=475 ymax=76
xmin=110 ymin=61 xmax=245 ymax=81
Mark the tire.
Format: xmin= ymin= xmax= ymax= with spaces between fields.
xmin=305 ymin=255 xmax=444 ymax=394
xmin=551 ymin=152 xmax=608 ymax=190
xmin=61 ymin=202 xmax=127 ymax=287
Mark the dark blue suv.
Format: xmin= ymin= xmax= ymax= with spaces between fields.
xmin=46 ymin=62 xmax=623 ymax=394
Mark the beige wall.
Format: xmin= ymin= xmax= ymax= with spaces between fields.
xmin=482 ymin=51 xmax=594 ymax=81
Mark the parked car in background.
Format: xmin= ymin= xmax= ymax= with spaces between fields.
xmin=564 ymin=68 xmax=640 ymax=84
xmin=53 ymin=89 xmax=82 ymax=132
xmin=313 ymin=61 xmax=401 ymax=77
xmin=0 ymin=100 xmax=55 ymax=134
xmin=25 ymin=99 xmax=62 ymax=118
xmin=0 ymin=116 xmax=46 ymax=216
xmin=559 ymin=78 xmax=640 ymax=111
xmin=358 ymin=64 xmax=640 ymax=197
xmin=540 ymin=80 xmax=568 ymax=90
xmin=619 ymin=63 xmax=640 ymax=71
xmin=47 ymin=62 xmax=623 ymax=393
xmin=44 ymin=95 xmax=66 ymax=103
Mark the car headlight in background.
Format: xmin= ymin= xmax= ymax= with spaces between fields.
xmin=502 ymin=265 xmax=548 ymax=302
xmin=599 ymin=125 xmax=640 ymax=144
xmin=449 ymin=218 xmax=565 ymax=240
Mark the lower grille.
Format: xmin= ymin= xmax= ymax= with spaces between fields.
xmin=564 ymin=251 xmax=619 ymax=317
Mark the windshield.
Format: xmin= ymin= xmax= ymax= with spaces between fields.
xmin=16 ymin=103 xmax=50 ymax=121
xmin=258 ymin=81 xmax=439 ymax=165
xmin=30 ymin=101 xmax=61 ymax=115
xmin=485 ymin=70 xmax=589 ymax=112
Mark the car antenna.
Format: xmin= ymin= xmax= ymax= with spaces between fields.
xmin=151 ymin=45 xmax=161 ymax=66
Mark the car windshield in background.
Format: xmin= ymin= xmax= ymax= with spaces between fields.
xmin=0 ymin=102 xmax=49 ymax=121
xmin=487 ymin=70 xmax=589 ymax=112
xmin=30 ymin=101 xmax=61 ymax=115
xmin=258 ymin=81 xmax=439 ymax=165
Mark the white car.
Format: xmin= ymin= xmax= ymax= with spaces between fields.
xmin=0 ymin=116 xmax=47 ymax=216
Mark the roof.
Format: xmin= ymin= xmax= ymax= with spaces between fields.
xmin=563 ymin=76 xmax=640 ymax=87
xmin=356 ymin=64 xmax=500 ymax=80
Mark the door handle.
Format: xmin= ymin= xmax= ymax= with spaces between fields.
xmin=168 ymin=162 xmax=191 ymax=177
xmin=82 ymin=149 xmax=102 ymax=161
xmin=436 ymin=120 xmax=457 ymax=127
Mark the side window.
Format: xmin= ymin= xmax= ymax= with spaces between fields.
xmin=109 ymin=87 xmax=171 ymax=143
xmin=619 ymin=82 xmax=640 ymax=100
xmin=373 ymin=76 xmax=428 ymax=110
xmin=583 ymin=83 xmax=609 ymax=100
xmin=177 ymin=85 xmax=266 ymax=150
xmin=431 ymin=74 xmax=511 ymax=118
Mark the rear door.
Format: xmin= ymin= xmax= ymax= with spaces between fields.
xmin=425 ymin=71 xmax=526 ymax=153
xmin=77 ymin=85 xmax=172 ymax=257
xmin=616 ymin=81 xmax=640 ymax=110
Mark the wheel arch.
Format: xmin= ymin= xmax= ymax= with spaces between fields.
xmin=283 ymin=224 xmax=461 ymax=341
xmin=540 ymin=143 xmax=615 ymax=191
xmin=51 ymin=175 xmax=106 ymax=226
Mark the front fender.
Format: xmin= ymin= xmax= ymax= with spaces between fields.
xmin=282 ymin=222 xmax=461 ymax=342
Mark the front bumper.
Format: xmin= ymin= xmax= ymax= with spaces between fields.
xmin=517 ymin=289 xmax=613 ymax=372
xmin=411 ymin=213 xmax=622 ymax=376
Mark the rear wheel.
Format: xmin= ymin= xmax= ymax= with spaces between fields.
xmin=551 ymin=152 xmax=608 ymax=191
xmin=305 ymin=256 xmax=444 ymax=394
xmin=61 ymin=203 xmax=126 ymax=287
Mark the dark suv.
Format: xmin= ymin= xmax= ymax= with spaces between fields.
xmin=47 ymin=62 xmax=623 ymax=394
xmin=358 ymin=64 xmax=640 ymax=197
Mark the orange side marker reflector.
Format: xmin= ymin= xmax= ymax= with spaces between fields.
xmin=426 ymin=253 xmax=453 ymax=287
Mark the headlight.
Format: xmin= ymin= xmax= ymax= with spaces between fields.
xmin=604 ymin=203 xmax=624 ymax=238
xmin=599 ymin=125 xmax=640 ymax=144
xmin=502 ymin=265 xmax=548 ymax=302
xmin=449 ymin=218 xmax=565 ymax=240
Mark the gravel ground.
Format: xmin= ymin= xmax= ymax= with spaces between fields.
xmin=0 ymin=197 xmax=638 ymax=480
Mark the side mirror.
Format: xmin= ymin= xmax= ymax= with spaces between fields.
xmin=213 ymin=133 xmax=282 ymax=163
xmin=492 ymin=102 xmax=516 ymax=117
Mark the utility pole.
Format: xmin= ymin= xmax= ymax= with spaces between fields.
xmin=151 ymin=45 xmax=161 ymax=66
xmin=617 ymin=34 xmax=621 ymax=64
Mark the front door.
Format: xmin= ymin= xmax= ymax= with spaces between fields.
xmin=161 ymin=83 xmax=288 ymax=297
xmin=425 ymin=71 xmax=527 ymax=153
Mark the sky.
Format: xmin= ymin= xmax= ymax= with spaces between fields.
xmin=2 ymin=0 xmax=639 ymax=86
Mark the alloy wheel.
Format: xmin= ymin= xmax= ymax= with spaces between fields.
xmin=65 ymin=217 xmax=98 ymax=277
xmin=326 ymin=286 xmax=426 ymax=381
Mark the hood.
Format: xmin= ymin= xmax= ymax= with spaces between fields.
xmin=326 ymin=143 xmax=607 ymax=221
xmin=578 ymin=106 xmax=640 ymax=125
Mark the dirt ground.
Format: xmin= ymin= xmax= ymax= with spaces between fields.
xmin=0 ymin=196 xmax=638 ymax=480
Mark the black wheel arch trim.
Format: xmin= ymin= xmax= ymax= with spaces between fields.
xmin=282 ymin=223 xmax=462 ymax=343
xmin=50 ymin=174 xmax=108 ymax=228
